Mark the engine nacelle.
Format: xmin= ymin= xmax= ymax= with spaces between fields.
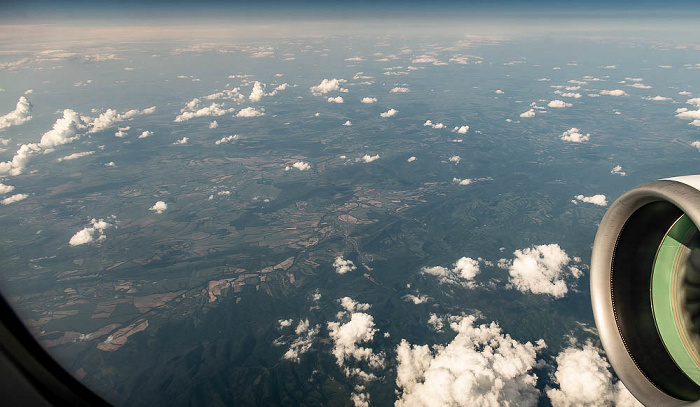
xmin=592 ymin=176 xmax=700 ymax=406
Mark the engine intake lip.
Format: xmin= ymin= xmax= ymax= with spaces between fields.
xmin=592 ymin=179 xmax=700 ymax=406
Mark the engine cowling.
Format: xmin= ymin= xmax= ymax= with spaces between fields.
xmin=592 ymin=176 xmax=700 ymax=406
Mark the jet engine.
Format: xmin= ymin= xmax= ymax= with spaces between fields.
xmin=592 ymin=176 xmax=700 ymax=406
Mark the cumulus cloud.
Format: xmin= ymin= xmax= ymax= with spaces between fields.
xmin=547 ymin=342 xmax=642 ymax=407
xmin=249 ymin=81 xmax=265 ymax=102
xmin=278 ymin=319 xmax=293 ymax=328
xmin=395 ymin=314 xmax=545 ymax=406
xmin=407 ymin=156 xmax=417 ymax=162
xmin=56 ymin=151 xmax=94 ymax=162
xmin=333 ymin=256 xmax=357 ymax=274
xmin=629 ymin=83 xmax=652 ymax=89
xmin=236 ymin=107 xmax=265 ymax=117
xmin=642 ymin=95 xmax=671 ymax=101
xmin=453 ymin=125 xmax=469 ymax=134
xmin=403 ymin=294 xmax=430 ymax=304
xmin=285 ymin=161 xmax=311 ymax=171
xmin=599 ymin=89 xmax=628 ymax=97
xmin=361 ymin=97 xmax=377 ymax=104
xmin=282 ymin=319 xmax=320 ymax=362
xmin=452 ymin=178 xmax=472 ymax=185
xmin=676 ymin=98 xmax=700 ymax=123
xmin=499 ymin=244 xmax=581 ymax=298
xmin=380 ymin=109 xmax=398 ymax=118
xmin=173 ymin=137 xmax=188 ymax=145
xmin=424 ymin=120 xmax=445 ymax=129
xmin=548 ymin=100 xmax=573 ymax=108
xmin=69 ymin=218 xmax=112 ymax=246
xmin=0 ymin=182 xmax=15 ymax=194
xmin=343 ymin=120 xmax=352 ymax=126
xmin=0 ymin=96 xmax=32 ymax=131
xmin=559 ymin=92 xmax=582 ymax=98
xmin=449 ymin=155 xmax=461 ymax=164
xmin=138 ymin=130 xmax=153 ymax=139
xmin=560 ymin=128 xmax=590 ymax=143
xmin=215 ymin=135 xmax=238 ymax=145
xmin=520 ymin=109 xmax=536 ymax=118
xmin=422 ymin=256 xmax=481 ymax=288
xmin=361 ymin=154 xmax=380 ymax=163
xmin=573 ymin=194 xmax=608 ymax=206
xmin=90 ymin=106 xmax=155 ymax=132
xmin=390 ymin=87 xmax=410 ymax=93
xmin=1 ymin=193 xmax=27 ymax=205
xmin=175 ymin=103 xmax=233 ymax=122
xmin=327 ymin=299 xmax=384 ymax=372
xmin=149 ymin=201 xmax=167 ymax=214
xmin=327 ymin=96 xmax=344 ymax=104
xmin=611 ymin=165 xmax=626 ymax=176
xmin=427 ymin=313 xmax=444 ymax=332
xmin=209 ymin=120 xmax=219 ymax=129
xmin=310 ymin=78 xmax=347 ymax=95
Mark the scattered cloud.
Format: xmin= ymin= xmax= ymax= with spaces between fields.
xmin=422 ymin=256 xmax=481 ymax=288
xmin=449 ymin=155 xmax=461 ymax=164
xmin=0 ymin=96 xmax=33 ymax=131
xmin=520 ymin=109 xmax=536 ymax=118
xmin=311 ymin=78 xmax=347 ymax=95
xmin=380 ymin=109 xmax=398 ymax=118
xmin=427 ymin=313 xmax=443 ymax=332
xmin=1 ymin=193 xmax=28 ymax=205
xmin=547 ymin=342 xmax=642 ymax=407
xmin=173 ymin=137 xmax=188 ymax=145
xmin=629 ymin=83 xmax=652 ymax=89
xmin=675 ymin=98 xmax=700 ymax=123
xmin=395 ymin=314 xmax=545 ymax=406
xmin=333 ymin=256 xmax=357 ymax=274
xmin=0 ymin=182 xmax=15 ymax=194
xmin=548 ymin=100 xmax=573 ymax=108
xmin=69 ymin=218 xmax=112 ymax=246
xmin=343 ymin=120 xmax=352 ymax=126
xmin=498 ymin=244 xmax=581 ymax=298
xmin=249 ymin=81 xmax=265 ymax=102
xmin=215 ymin=135 xmax=238 ymax=145
xmin=390 ymin=87 xmax=410 ymax=93
xmin=327 ymin=96 xmax=344 ymax=104
xmin=236 ymin=107 xmax=265 ymax=117
xmin=138 ymin=130 xmax=153 ymax=139
xmin=560 ymin=128 xmax=590 ymax=143
xmin=361 ymin=97 xmax=377 ymax=104
xmin=599 ymin=89 xmax=628 ymax=97
xmin=403 ymin=294 xmax=430 ymax=304
xmin=361 ymin=154 xmax=380 ymax=163
xmin=285 ymin=161 xmax=311 ymax=171
xmin=149 ymin=201 xmax=167 ymax=214
xmin=56 ymin=151 xmax=94 ymax=162
xmin=90 ymin=106 xmax=155 ymax=132
xmin=175 ymin=103 xmax=233 ymax=122
xmin=282 ymin=319 xmax=320 ymax=362
xmin=424 ymin=120 xmax=445 ymax=129
xmin=209 ymin=120 xmax=219 ymax=129
xmin=452 ymin=178 xmax=472 ymax=185
xmin=573 ymin=194 xmax=608 ymax=206
xmin=328 ymin=298 xmax=384 ymax=372
xmin=611 ymin=165 xmax=626 ymax=176
xmin=453 ymin=125 xmax=469 ymax=134
xmin=407 ymin=156 xmax=417 ymax=162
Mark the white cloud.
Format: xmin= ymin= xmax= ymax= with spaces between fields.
xmin=236 ymin=107 xmax=265 ymax=117
xmin=611 ymin=165 xmax=626 ymax=176
xmin=548 ymin=100 xmax=573 ymax=108
xmin=692 ymin=141 xmax=700 ymax=151
xmin=327 ymin=301 xmax=384 ymax=371
xmin=449 ymin=155 xmax=461 ymax=164
xmin=175 ymin=103 xmax=233 ymax=122
xmin=499 ymin=244 xmax=579 ymax=298
xmin=547 ymin=342 xmax=642 ymax=407
xmin=173 ymin=137 xmax=188 ymax=145
xmin=90 ymin=106 xmax=155 ymax=132
xmin=380 ymin=109 xmax=398 ymax=118
xmin=361 ymin=154 xmax=380 ymax=163
xmin=603 ymin=65 xmax=617 ymax=69
xmin=676 ymin=98 xmax=700 ymax=122
xmin=395 ymin=314 xmax=545 ymax=407
xmin=599 ymin=89 xmax=628 ymax=97
xmin=427 ymin=313 xmax=443 ymax=332
xmin=495 ymin=89 xmax=504 ymax=94
xmin=1 ymin=193 xmax=27 ymax=205
xmin=642 ymin=95 xmax=671 ymax=101
xmin=69 ymin=218 xmax=112 ymax=246
xmin=333 ymin=256 xmax=357 ymax=274
xmin=560 ymin=128 xmax=590 ymax=143
xmin=209 ymin=120 xmax=219 ymax=129
xmin=629 ymin=83 xmax=652 ymax=89
xmin=282 ymin=319 xmax=320 ymax=362
xmin=452 ymin=178 xmax=472 ymax=185
xmin=56 ymin=151 xmax=94 ymax=162
xmin=0 ymin=182 xmax=15 ymax=194
xmin=453 ymin=125 xmax=469 ymax=134
xmin=0 ymin=96 xmax=32 ymax=131
xmin=407 ymin=156 xmax=417 ymax=162
xmin=327 ymin=96 xmax=344 ymax=104
xmin=149 ymin=201 xmax=167 ymax=214
xmin=423 ymin=120 xmax=445 ymax=129
xmin=0 ymin=142 xmax=41 ymax=176
xmin=310 ymin=78 xmax=347 ymax=95
xmin=138 ymin=130 xmax=153 ymax=138
xmin=114 ymin=126 xmax=129 ymax=138
xmin=403 ymin=294 xmax=430 ymax=304
xmin=520 ymin=109 xmax=536 ymax=118
xmin=679 ymin=91 xmax=693 ymax=96
xmin=249 ymin=81 xmax=265 ymax=102
xmin=215 ymin=135 xmax=238 ymax=145
xmin=278 ymin=319 xmax=293 ymax=328
xmin=390 ymin=87 xmax=410 ymax=93
xmin=286 ymin=161 xmax=311 ymax=171
xmin=361 ymin=97 xmax=377 ymax=104
xmin=574 ymin=194 xmax=608 ymax=206
xmin=422 ymin=256 xmax=481 ymax=288
xmin=343 ymin=120 xmax=352 ymax=126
